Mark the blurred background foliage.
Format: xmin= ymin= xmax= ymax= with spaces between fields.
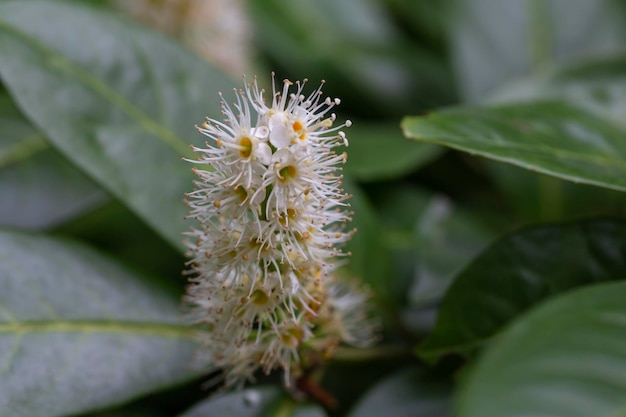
xmin=1 ymin=0 xmax=626 ymax=416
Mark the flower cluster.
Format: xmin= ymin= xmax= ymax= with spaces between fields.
xmin=184 ymin=75 xmax=377 ymax=388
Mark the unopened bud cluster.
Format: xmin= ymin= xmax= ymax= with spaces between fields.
xmin=184 ymin=75 xmax=376 ymax=388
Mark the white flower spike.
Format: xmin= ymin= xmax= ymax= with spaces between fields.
xmin=184 ymin=74 xmax=377 ymax=390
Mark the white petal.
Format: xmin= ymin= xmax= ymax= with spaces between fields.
xmin=269 ymin=112 xmax=287 ymax=129
xmin=271 ymin=148 xmax=293 ymax=167
xmin=295 ymin=106 xmax=310 ymax=119
xmin=289 ymin=271 xmax=299 ymax=294
xmin=251 ymin=126 xmax=269 ymax=139
xmin=292 ymin=145 xmax=309 ymax=158
xmin=250 ymin=187 xmax=266 ymax=206
xmin=255 ymin=142 xmax=272 ymax=165
xmin=269 ymin=124 xmax=291 ymax=148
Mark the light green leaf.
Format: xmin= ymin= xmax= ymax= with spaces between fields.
xmin=348 ymin=367 xmax=451 ymax=417
xmin=402 ymin=101 xmax=626 ymax=192
xmin=178 ymin=387 xmax=326 ymax=417
xmin=451 ymin=0 xmax=626 ymax=102
xmin=343 ymin=124 xmax=443 ymax=181
xmin=457 ymin=281 xmax=626 ymax=417
xmin=608 ymin=407 xmax=626 ymax=417
xmin=0 ymin=229 xmax=198 ymax=417
xmin=0 ymin=1 xmax=233 ymax=250
xmin=418 ymin=219 xmax=626 ymax=363
xmin=0 ymin=92 xmax=106 ymax=229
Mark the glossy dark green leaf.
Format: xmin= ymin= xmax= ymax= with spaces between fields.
xmin=0 ymin=92 xmax=106 ymax=229
xmin=402 ymin=101 xmax=626 ymax=192
xmin=491 ymin=56 xmax=626 ymax=129
xmin=348 ymin=367 xmax=451 ymax=417
xmin=178 ymin=387 xmax=326 ymax=417
xmin=457 ymin=281 xmax=626 ymax=417
xmin=451 ymin=0 xmax=626 ymax=102
xmin=343 ymin=124 xmax=443 ymax=181
xmin=0 ymin=229 xmax=198 ymax=417
xmin=0 ymin=1 xmax=233 ymax=250
xmin=418 ymin=219 xmax=626 ymax=362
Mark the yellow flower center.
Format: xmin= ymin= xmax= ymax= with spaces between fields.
xmin=250 ymin=289 xmax=270 ymax=306
xmin=238 ymin=136 xmax=252 ymax=158
xmin=278 ymin=208 xmax=298 ymax=226
xmin=278 ymin=165 xmax=297 ymax=182
xmin=234 ymin=186 xmax=247 ymax=202
xmin=280 ymin=326 xmax=304 ymax=347
xmin=292 ymin=120 xmax=307 ymax=141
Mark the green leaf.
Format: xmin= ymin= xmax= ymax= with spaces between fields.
xmin=0 ymin=1 xmax=233 ymax=250
xmin=0 ymin=229 xmax=197 ymax=417
xmin=373 ymin=185 xmax=496 ymax=334
xmin=343 ymin=123 xmax=443 ymax=181
xmin=609 ymin=408 xmax=626 ymax=417
xmin=179 ymin=388 xmax=281 ymax=417
xmin=348 ymin=367 xmax=451 ymax=417
xmin=373 ymin=185 xmax=495 ymax=308
xmin=55 ymin=200 xmax=187 ymax=285
xmin=457 ymin=281 xmax=626 ymax=417
xmin=384 ymin=0 xmax=450 ymax=44
xmin=417 ymin=219 xmax=626 ymax=362
xmin=0 ymin=92 xmax=106 ymax=229
xmin=410 ymin=193 xmax=495 ymax=308
xmin=491 ymin=56 xmax=626 ymax=129
xmin=451 ymin=0 xmax=626 ymax=102
xmin=402 ymin=101 xmax=626 ymax=192
xmin=248 ymin=0 xmax=454 ymax=116
xmin=343 ymin=179 xmax=393 ymax=307
xmin=483 ymin=160 xmax=626 ymax=223
xmin=372 ymin=185 xmax=431 ymax=310
xmin=178 ymin=387 xmax=326 ymax=417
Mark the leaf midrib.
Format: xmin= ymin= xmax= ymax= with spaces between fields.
xmin=0 ymin=320 xmax=197 ymax=339
xmin=0 ymin=17 xmax=195 ymax=159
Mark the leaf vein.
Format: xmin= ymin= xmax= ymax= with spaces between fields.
xmin=0 ymin=19 xmax=194 ymax=159
xmin=0 ymin=320 xmax=197 ymax=339
xmin=0 ymin=333 xmax=24 ymax=376
xmin=0 ymin=133 xmax=48 ymax=169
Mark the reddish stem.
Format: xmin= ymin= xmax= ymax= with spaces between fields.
xmin=295 ymin=374 xmax=337 ymax=410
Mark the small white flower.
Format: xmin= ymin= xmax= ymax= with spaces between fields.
xmin=268 ymin=112 xmax=291 ymax=148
